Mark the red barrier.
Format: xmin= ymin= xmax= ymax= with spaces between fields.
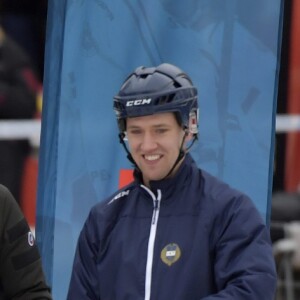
xmin=119 ymin=169 xmax=134 ymax=188
xmin=20 ymin=156 xmax=38 ymax=227
xmin=285 ymin=0 xmax=300 ymax=191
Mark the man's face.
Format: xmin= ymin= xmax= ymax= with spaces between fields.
xmin=126 ymin=112 xmax=187 ymax=187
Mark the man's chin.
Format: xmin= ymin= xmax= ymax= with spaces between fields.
xmin=146 ymin=173 xmax=167 ymax=183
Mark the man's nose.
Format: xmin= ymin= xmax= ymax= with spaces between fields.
xmin=140 ymin=132 xmax=157 ymax=151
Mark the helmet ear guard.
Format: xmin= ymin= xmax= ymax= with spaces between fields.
xmin=189 ymin=109 xmax=199 ymax=135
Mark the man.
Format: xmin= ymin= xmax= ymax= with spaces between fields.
xmin=67 ymin=63 xmax=277 ymax=299
xmin=0 ymin=184 xmax=52 ymax=299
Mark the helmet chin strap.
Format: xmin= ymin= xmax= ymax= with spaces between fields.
xmin=162 ymin=130 xmax=188 ymax=180
xmin=162 ymin=127 xmax=198 ymax=180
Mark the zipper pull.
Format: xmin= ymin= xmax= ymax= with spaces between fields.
xmin=152 ymin=199 xmax=159 ymax=225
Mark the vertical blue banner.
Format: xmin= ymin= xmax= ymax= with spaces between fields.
xmin=37 ymin=0 xmax=283 ymax=298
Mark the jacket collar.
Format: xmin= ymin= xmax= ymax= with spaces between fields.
xmin=134 ymin=153 xmax=194 ymax=199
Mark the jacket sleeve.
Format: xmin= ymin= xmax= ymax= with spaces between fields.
xmin=0 ymin=185 xmax=52 ymax=299
xmin=201 ymin=195 xmax=277 ymax=300
xmin=67 ymin=209 xmax=101 ymax=300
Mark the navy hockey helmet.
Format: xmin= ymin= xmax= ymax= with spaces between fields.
xmin=113 ymin=63 xmax=198 ymax=135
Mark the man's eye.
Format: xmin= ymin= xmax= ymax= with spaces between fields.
xmin=156 ymin=129 xmax=168 ymax=134
xmin=130 ymin=130 xmax=142 ymax=135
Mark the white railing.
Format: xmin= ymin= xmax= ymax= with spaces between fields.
xmin=0 ymin=120 xmax=41 ymax=147
xmin=275 ymin=115 xmax=300 ymax=133
xmin=0 ymin=115 xmax=300 ymax=146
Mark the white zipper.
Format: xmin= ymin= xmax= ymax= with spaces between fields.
xmin=141 ymin=185 xmax=161 ymax=300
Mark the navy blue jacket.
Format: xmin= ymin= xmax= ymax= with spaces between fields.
xmin=67 ymin=154 xmax=277 ymax=299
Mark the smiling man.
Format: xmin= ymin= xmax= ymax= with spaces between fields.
xmin=67 ymin=63 xmax=277 ymax=299
xmin=126 ymin=113 xmax=189 ymax=186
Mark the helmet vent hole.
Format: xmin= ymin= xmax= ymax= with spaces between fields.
xmin=157 ymin=93 xmax=175 ymax=105
xmin=173 ymin=81 xmax=181 ymax=88
xmin=140 ymin=74 xmax=148 ymax=79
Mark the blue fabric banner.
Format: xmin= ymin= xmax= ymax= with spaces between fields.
xmin=37 ymin=0 xmax=283 ymax=298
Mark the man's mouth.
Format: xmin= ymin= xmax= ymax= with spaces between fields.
xmin=144 ymin=154 xmax=161 ymax=161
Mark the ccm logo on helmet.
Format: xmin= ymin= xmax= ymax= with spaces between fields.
xmin=126 ymin=98 xmax=151 ymax=106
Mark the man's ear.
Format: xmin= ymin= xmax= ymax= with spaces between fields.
xmin=184 ymin=130 xmax=194 ymax=142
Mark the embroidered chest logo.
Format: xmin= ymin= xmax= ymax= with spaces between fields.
xmin=161 ymin=243 xmax=181 ymax=266
xmin=28 ymin=232 xmax=35 ymax=246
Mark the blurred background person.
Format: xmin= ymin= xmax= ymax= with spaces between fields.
xmin=0 ymin=24 xmax=41 ymax=202
xmin=0 ymin=0 xmax=47 ymax=79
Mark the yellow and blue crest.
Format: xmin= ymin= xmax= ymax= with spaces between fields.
xmin=160 ymin=243 xmax=181 ymax=266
